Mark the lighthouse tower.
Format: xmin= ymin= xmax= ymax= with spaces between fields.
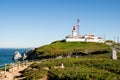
xmin=72 ymin=26 xmax=77 ymax=37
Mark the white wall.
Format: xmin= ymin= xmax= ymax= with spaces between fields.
xmin=66 ymin=38 xmax=104 ymax=43
xmin=66 ymin=38 xmax=85 ymax=42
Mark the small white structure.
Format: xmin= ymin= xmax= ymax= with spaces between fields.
xmin=65 ymin=20 xmax=104 ymax=43
xmin=61 ymin=63 xmax=65 ymax=69
xmin=111 ymin=49 xmax=117 ymax=60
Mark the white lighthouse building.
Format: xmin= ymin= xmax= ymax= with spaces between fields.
xmin=65 ymin=20 xmax=104 ymax=43
xmin=72 ymin=26 xmax=77 ymax=37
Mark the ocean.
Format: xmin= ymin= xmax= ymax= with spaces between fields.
xmin=0 ymin=48 xmax=27 ymax=68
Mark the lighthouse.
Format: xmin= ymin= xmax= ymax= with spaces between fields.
xmin=65 ymin=19 xmax=104 ymax=43
xmin=72 ymin=26 xmax=77 ymax=37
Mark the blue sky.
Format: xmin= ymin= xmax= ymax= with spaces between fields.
xmin=0 ymin=0 xmax=120 ymax=48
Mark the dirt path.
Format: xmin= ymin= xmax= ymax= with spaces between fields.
xmin=0 ymin=62 xmax=32 ymax=80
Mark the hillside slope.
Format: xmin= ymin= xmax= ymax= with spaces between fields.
xmin=21 ymin=41 xmax=120 ymax=80
xmin=28 ymin=40 xmax=111 ymax=59
xmin=22 ymin=52 xmax=120 ymax=80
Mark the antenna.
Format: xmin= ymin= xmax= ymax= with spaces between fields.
xmin=117 ymin=36 xmax=119 ymax=43
xmin=77 ymin=19 xmax=80 ymax=35
xmin=104 ymin=35 xmax=106 ymax=41
xmin=114 ymin=36 xmax=116 ymax=43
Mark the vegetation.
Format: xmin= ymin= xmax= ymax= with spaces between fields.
xmin=22 ymin=53 xmax=120 ymax=80
xmin=21 ymin=41 xmax=120 ymax=80
xmin=28 ymin=41 xmax=111 ymax=59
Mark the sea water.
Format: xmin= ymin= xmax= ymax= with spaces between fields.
xmin=0 ymin=48 xmax=27 ymax=68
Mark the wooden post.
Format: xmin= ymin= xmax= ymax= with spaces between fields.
xmin=4 ymin=63 xmax=6 ymax=74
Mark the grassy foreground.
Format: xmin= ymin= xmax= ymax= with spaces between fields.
xmin=22 ymin=52 xmax=120 ymax=80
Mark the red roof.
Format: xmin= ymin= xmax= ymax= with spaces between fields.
xmin=73 ymin=26 xmax=77 ymax=30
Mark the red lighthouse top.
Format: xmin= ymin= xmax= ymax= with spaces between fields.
xmin=73 ymin=26 xmax=77 ymax=30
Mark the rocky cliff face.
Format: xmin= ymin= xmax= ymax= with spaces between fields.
xmin=13 ymin=51 xmax=22 ymax=60
xmin=13 ymin=49 xmax=35 ymax=61
xmin=21 ymin=49 xmax=35 ymax=60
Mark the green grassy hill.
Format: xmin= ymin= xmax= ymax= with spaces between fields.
xmin=21 ymin=41 xmax=120 ymax=80
xmin=28 ymin=40 xmax=111 ymax=59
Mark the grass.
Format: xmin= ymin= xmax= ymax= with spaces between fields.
xmin=22 ymin=52 xmax=120 ymax=80
xmin=21 ymin=41 xmax=120 ymax=80
xmin=28 ymin=41 xmax=111 ymax=60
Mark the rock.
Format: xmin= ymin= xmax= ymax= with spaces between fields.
xmin=21 ymin=49 xmax=35 ymax=60
xmin=22 ymin=53 xmax=27 ymax=60
xmin=13 ymin=51 xmax=22 ymax=60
